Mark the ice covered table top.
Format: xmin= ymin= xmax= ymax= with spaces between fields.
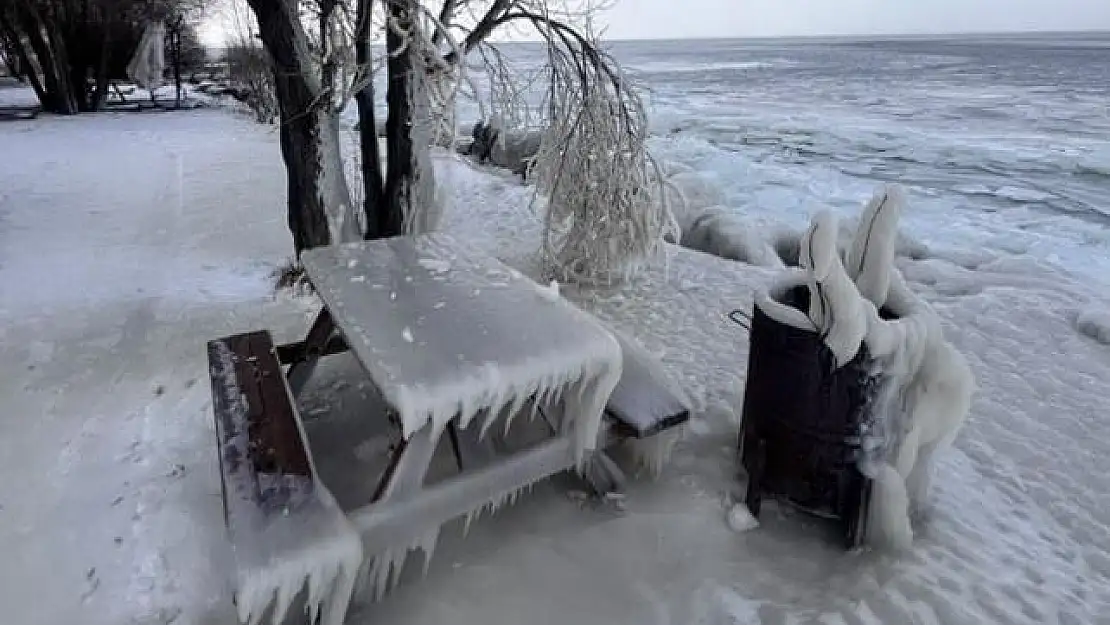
xmin=300 ymin=233 xmax=623 ymax=451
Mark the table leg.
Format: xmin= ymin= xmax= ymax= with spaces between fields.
xmin=537 ymin=400 xmax=625 ymax=495
xmin=286 ymin=308 xmax=336 ymax=396
xmin=361 ymin=422 xmax=442 ymax=597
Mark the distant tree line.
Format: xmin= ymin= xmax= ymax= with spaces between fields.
xmin=0 ymin=0 xmax=207 ymax=113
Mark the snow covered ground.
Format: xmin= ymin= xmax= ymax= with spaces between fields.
xmin=2 ymin=103 xmax=1110 ymax=625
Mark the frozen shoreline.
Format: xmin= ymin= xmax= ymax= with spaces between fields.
xmin=1 ymin=109 xmax=1109 ymax=625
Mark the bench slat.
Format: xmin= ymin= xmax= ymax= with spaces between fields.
xmin=208 ymin=331 xmax=313 ymax=516
xmin=208 ymin=330 xmax=363 ymax=625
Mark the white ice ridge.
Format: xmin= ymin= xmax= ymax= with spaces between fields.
xmin=233 ymin=483 xmax=364 ymax=625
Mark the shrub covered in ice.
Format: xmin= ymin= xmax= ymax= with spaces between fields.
xmin=529 ymin=32 xmax=674 ymax=285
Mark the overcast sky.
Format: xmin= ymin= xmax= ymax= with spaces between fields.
xmin=596 ymin=0 xmax=1110 ymax=39
xmin=198 ymin=0 xmax=1110 ymax=48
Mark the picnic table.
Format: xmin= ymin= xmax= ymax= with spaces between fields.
xmin=206 ymin=233 xmax=688 ymax=625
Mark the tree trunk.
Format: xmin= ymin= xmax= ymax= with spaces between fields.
xmin=354 ymin=0 xmax=390 ymax=239
xmin=383 ymin=0 xmax=438 ymax=234
xmin=0 ymin=27 xmax=21 ymax=77
xmin=0 ymin=14 xmax=38 ymax=98
xmin=12 ymin=1 xmax=77 ymax=114
xmin=91 ymin=20 xmax=111 ymax=110
xmin=247 ymin=0 xmax=359 ymax=255
xmin=172 ymin=22 xmax=182 ymax=108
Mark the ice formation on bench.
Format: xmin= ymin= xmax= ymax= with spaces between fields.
xmin=360 ymin=480 xmax=543 ymax=601
xmin=304 ymin=234 xmax=624 ymax=468
xmin=609 ymin=329 xmax=692 ymax=476
xmin=298 ymin=234 xmax=626 ymax=602
xmin=209 ymin=341 xmax=365 ymax=625
xmin=233 ymin=484 xmax=363 ymax=625
xmin=797 ymin=185 xmax=976 ymax=549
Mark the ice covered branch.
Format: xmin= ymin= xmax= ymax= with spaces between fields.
xmin=488 ymin=9 xmax=668 ymax=284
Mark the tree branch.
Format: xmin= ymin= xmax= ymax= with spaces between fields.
xmin=442 ymin=0 xmax=513 ymax=64
xmin=430 ymin=0 xmax=458 ymax=47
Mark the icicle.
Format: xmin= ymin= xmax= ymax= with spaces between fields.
xmin=320 ymin=565 xmax=358 ymax=625
xmin=463 ymin=508 xmax=477 ymax=536
xmin=388 ymin=550 xmax=405 ymax=592
xmin=478 ymin=407 xmax=499 ymax=441
xmin=268 ymin=578 xmax=296 ymax=625
xmin=369 ymin=549 xmax=393 ymax=602
xmin=242 ymin=584 xmax=274 ymax=625
xmin=628 ymin=427 xmax=682 ymax=478
xmin=305 ymin=563 xmax=332 ymax=623
xmin=508 ymin=391 xmax=528 ymax=428
xmin=417 ymin=528 xmax=440 ymax=578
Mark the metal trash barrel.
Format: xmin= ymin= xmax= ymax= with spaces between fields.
xmin=738 ymin=283 xmax=883 ymax=549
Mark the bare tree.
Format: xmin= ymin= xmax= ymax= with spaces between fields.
xmin=0 ymin=0 xmax=209 ymax=113
xmin=245 ymin=0 xmax=670 ymax=282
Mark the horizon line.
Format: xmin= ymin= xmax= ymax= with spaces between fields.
xmin=200 ymin=28 xmax=1109 ymax=50
xmin=598 ymin=28 xmax=1110 ymax=43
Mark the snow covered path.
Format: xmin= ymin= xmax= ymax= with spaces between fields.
xmin=0 ymin=112 xmax=313 ymax=625
xmin=1 ymin=111 xmax=1108 ymax=625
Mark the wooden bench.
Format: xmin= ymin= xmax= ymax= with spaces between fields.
xmin=208 ymin=330 xmax=361 ymax=625
xmin=586 ymin=334 xmax=690 ymax=494
xmin=0 ymin=105 xmax=41 ymax=120
xmin=209 ymin=330 xmax=314 ymax=516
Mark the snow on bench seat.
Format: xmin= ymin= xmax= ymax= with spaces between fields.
xmin=605 ymin=332 xmax=691 ymax=439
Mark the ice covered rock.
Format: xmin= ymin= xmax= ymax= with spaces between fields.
xmin=663 ymin=171 xmax=727 ymax=232
xmin=1075 ymin=305 xmax=1110 ymax=345
xmin=680 ymin=206 xmax=784 ymax=268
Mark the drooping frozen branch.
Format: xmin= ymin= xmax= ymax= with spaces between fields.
xmin=489 ymin=8 xmax=669 ymax=284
